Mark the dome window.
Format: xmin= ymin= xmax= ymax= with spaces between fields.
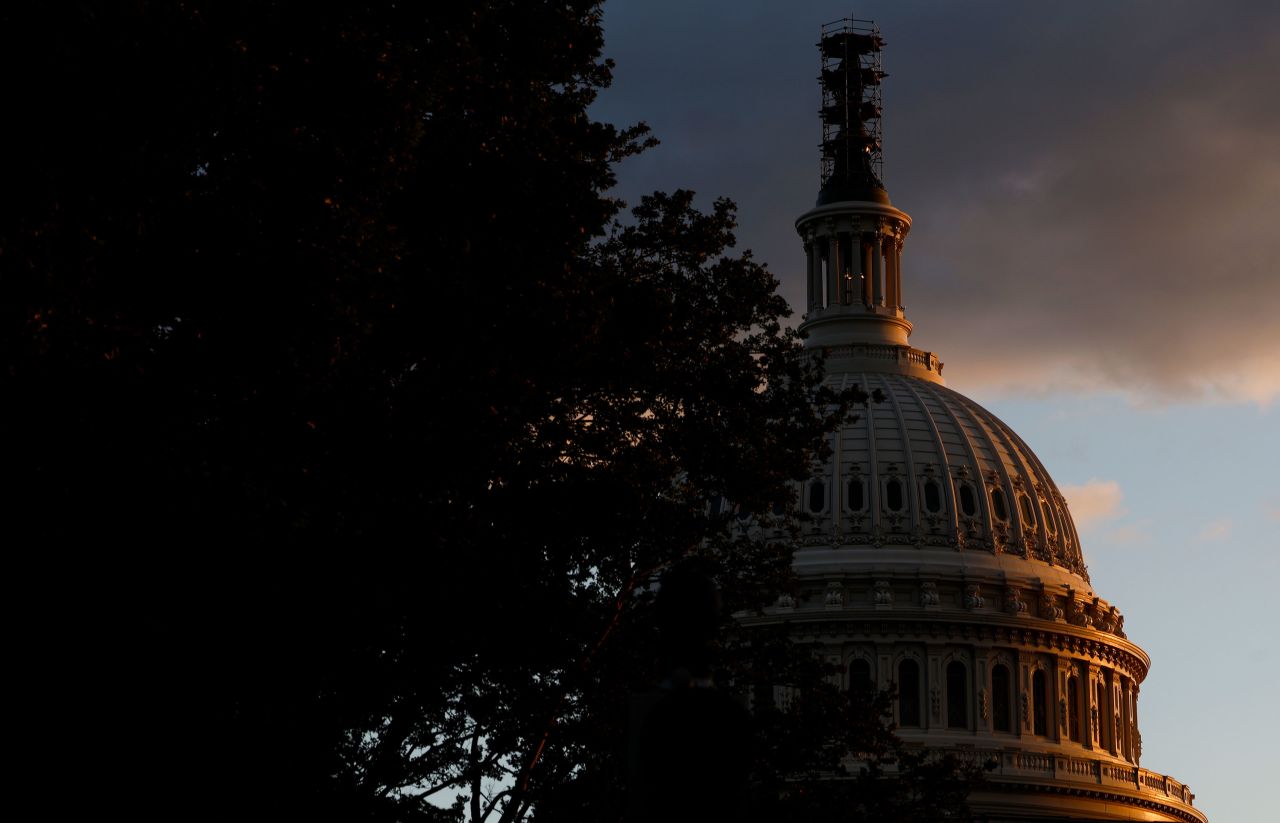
xmin=991 ymin=664 xmax=1012 ymax=733
xmin=1018 ymin=494 xmax=1036 ymax=527
xmin=923 ymin=479 xmax=943 ymax=513
xmin=808 ymin=480 xmax=826 ymax=513
xmin=959 ymin=484 xmax=977 ymax=517
xmin=1032 ymin=670 xmax=1049 ymax=736
xmin=897 ymin=659 xmax=921 ymax=727
xmin=885 ymin=478 xmax=904 ymax=512
xmin=847 ymin=478 xmax=865 ymax=511
xmin=1096 ymin=681 xmax=1111 ymax=750
xmin=946 ymin=661 xmax=968 ymax=729
xmin=848 ymin=658 xmax=873 ymax=693
xmin=1041 ymin=500 xmax=1057 ymax=535
xmin=990 ymin=488 xmax=1009 ymax=521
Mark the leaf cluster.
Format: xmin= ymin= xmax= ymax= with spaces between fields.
xmin=741 ymin=631 xmax=984 ymax=823
xmin=1 ymin=3 xmax=960 ymax=821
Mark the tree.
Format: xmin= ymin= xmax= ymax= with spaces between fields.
xmin=2 ymin=3 xmax=973 ymax=821
xmin=746 ymin=642 xmax=985 ymax=823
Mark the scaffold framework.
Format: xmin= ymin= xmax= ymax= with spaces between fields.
xmin=818 ymin=18 xmax=885 ymax=193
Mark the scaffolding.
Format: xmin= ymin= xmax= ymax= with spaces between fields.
xmin=818 ymin=18 xmax=885 ymax=194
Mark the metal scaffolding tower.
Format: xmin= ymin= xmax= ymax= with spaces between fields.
xmin=818 ymin=18 xmax=886 ymax=200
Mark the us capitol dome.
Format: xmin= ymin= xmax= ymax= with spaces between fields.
xmin=741 ymin=19 xmax=1208 ymax=823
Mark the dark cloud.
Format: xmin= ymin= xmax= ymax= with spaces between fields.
xmin=597 ymin=1 xmax=1280 ymax=403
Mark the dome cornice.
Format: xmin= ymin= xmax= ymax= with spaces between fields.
xmin=738 ymin=613 xmax=1150 ymax=682
xmin=795 ymin=199 xmax=912 ymax=233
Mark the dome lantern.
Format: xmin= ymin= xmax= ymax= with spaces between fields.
xmin=798 ymin=20 xmax=933 ymax=374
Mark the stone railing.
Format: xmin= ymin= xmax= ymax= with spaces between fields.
xmin=821 ymin=342 xmax=942 ymax=373
xmin=941 ymin=748 xmax=1201 ymax=814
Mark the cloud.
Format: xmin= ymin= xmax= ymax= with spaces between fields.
xmin=1196 ymin=518 xmax=1233 ymax=543
xmin=597 ymin=2 xmax=1280 ymax=408
xmin=1060 ymin=480 xmax=1125 ymax=528
xmin=903 ymin=35 xmax=1280 ymax=407
xmin=1268 ymin=501 xmax=1280 ymax=522
xmin=883 ymin=6 xmax=1280 ymax=407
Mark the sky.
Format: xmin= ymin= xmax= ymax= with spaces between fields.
xmin=595 ymin=3 xmax=1279 ymax=821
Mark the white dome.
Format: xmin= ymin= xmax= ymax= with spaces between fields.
xmin=795 ymin=362 xmax=1092 ymax=594
xmin=754 ymin=24 xmax=1208 ymax=819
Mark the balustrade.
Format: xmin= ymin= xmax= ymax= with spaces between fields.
xmin=904 ymin=748 xmax=1200 ymax=811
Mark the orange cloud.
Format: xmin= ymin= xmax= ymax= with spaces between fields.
xmin=1061 ymin=479 xmax=1125 ymax=529
xmin=1196 ymin=518 xmax=1233 ymax=543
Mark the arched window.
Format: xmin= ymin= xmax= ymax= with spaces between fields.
xmin=946 ymin=661 xmax=967 ymax=729
xmin=1041 ymin=500 xmax=1057 ymax=535
xmin=1019 ymin=494 xmax=1036 ymax=528
xmin=992 ymin=664 xmax=1012 ymax=733
xmin=898 ymin=659 xmax=921 ymax=727
xmin=959 ymin=484 xmax=977 ymax=517
xmin=709 ymin=496 xmax=724 ymax=516
xmin=990 ymin=488 xmax=1009 ymax=521
xmin=1067 ymin=676 xmax=1082 ymax=742
xmin=847 ymin=478 xmax=865 ymax=511
xmin=849 ymin=658 xmax=873 ymax=693
xmin=885 ymin=478 xmax=904 ymax=512
xmin=1096 ymin=680 xmax=1111 ymax=750
xmin=923 ymin=480 xmax=943 ymax=514
xmin=808 ymin=480 xmax=826 ymax=513
xmin=1033 ymin=670 xmax=1048 ymax=736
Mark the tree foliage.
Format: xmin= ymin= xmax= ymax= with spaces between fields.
xmin=747 ymin=650 xmax=985 ymax=823
xmin=2 ymin=2 xmax=973 ymax=821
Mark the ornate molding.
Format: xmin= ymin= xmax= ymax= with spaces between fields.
xmin=737 ymin=613 xmax=1151 ymax=681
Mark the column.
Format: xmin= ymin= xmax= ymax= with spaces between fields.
xmin=840 ymin=234 xmax=854 ymax=305
xmin=1110 ymin=675 xmax=1123 ymax=757
xmin=1131 ymin=683 xmax=1142 ymax=764
xmin=926 ymin=646 xmax=944 ymax=731
xmin=1086 ymin=664 xmax=1102 ymax=750
xmin=871 ymin=233 xmax=884 ymax=306
xmin=1016 ymin=652 xmax=1034 ymax=738
xmin=805 ymin=240 xmax=815 ymax=312
xmin=894 ymin=240 xmax=904 ymax=308
xmin=1056 ymin=658 xmax=1072 ymax=742
xmin=861 ymin=236 xmax=874 ymax=306
xmin=803 ymin=241 xmax=814 ymax=316
xmin=882 ymin=236 xmax=895 ymax=309
xmin=1120 ymin=677 xmax=1133 ymax=761
xmin=827 ymin=232 xmax=841 ymax=310
xmin=975 ymin=652 xmax=991 ymax=734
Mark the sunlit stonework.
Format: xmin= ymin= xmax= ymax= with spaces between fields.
xmin=742 ymin=19 xmax=1207 ymax=823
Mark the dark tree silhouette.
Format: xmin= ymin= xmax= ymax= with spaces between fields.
xmin=2 ymin=3 xmax=975 ymax=821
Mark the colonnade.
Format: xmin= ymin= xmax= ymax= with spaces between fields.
xmin=847 ymin=646 xmax=1143 ymax=764
xmin=804 ymin=225 xmax=905 ymax=313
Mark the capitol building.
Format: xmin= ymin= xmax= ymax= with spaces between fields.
xmin=743 ymin=20 xmax=1208 ymax=823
